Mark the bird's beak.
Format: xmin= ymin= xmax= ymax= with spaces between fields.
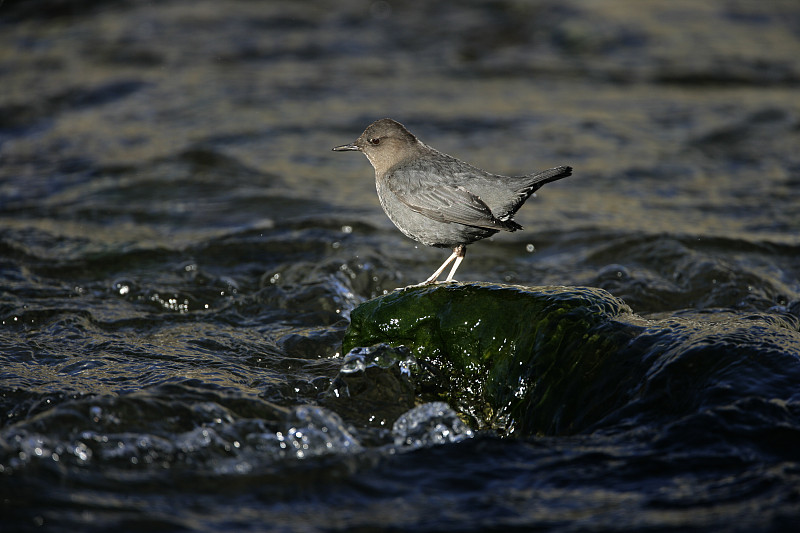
xmin=332 ymin=142 xmax=360 ymax=152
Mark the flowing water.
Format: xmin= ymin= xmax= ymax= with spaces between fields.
xmin=2 ymin=1 xmax=800 ymax=531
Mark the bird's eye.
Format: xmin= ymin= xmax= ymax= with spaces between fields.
xmin=368 ymin=137 xmax=381 ymax=145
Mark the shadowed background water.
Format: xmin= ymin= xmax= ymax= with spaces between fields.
xmin=1 ymin=0 xmax=800 ymax=531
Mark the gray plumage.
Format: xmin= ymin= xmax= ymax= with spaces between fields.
xmin=333 ymin=118 xmax=572 ymax=285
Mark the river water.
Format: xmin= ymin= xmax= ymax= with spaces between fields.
xmin=2 ymin=1 xmax=800 ymax=531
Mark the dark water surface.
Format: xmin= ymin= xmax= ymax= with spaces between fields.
xmin=2 ymin=1 xmax=800 ymax=531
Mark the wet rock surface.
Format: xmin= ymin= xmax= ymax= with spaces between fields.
xmin=345 ymin=283 xmax=800 ymax=437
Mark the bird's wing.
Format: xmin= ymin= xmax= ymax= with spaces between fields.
xmin=386 ymin=168 xmax=516 ymax=230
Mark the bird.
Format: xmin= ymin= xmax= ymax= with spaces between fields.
xmin=332 ymin=118 xmax=572 ymax=285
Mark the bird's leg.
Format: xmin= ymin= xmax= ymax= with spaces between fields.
xmin=422 ymin=249 xmax=459 ymax=285
xmin=444 ymin=245 xmax=466 ymax=282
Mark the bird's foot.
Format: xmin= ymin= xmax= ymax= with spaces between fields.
xmin=396 ymin=278 xmax=459 ymax=290
xmin=397 ymin=281 xmax=432 ymax=290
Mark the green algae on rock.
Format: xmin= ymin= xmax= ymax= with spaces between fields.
xmin=343 ymin=283 xmax=646 ymax=436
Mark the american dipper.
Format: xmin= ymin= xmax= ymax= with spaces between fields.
xmin=333 ymin=118 xmax=572 ymax=284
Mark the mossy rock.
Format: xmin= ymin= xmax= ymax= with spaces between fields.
xmin=343 ymin=283 xmax=647 ymax=436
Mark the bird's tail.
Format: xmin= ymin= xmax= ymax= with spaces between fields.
xmin=524 ymin=165 xmax=573 ymax=192
xmin=497 ymin=166 xmax=572 ymax=226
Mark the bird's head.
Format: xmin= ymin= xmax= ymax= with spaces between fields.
xmin=333 ymin=118 xmax=423 ymax=175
